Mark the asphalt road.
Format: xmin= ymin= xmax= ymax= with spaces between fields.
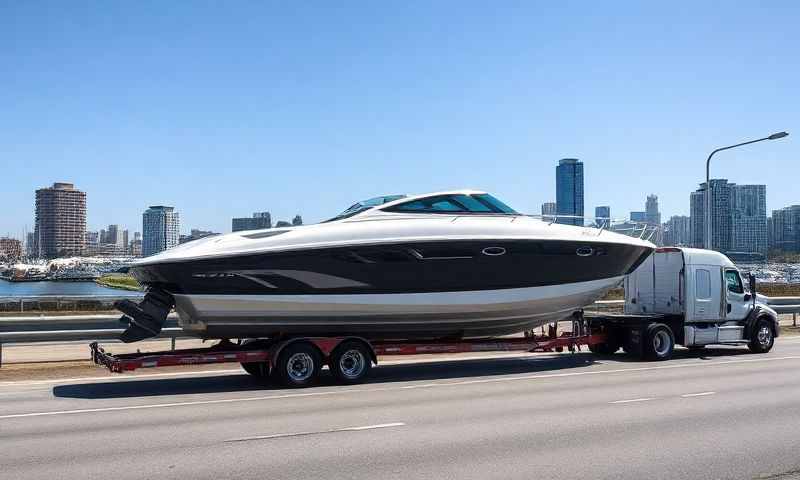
xmin=3 ymin=340 xmax=800 ymax=480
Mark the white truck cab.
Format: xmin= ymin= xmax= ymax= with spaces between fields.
xmin=623 ymin=247 xmax=779 ymax=351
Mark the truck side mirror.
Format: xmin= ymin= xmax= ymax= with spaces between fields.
xmin=748 ymin=273 xmax=756 ymax=295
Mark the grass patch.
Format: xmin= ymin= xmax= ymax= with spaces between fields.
xmin=96 ymin=274 xmax=140 ymax=291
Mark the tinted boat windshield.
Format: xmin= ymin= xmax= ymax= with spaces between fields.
xmin=384 ymin=193 xmax=519 ymax=214
xmin=324 ymin=194 xmax=407 ymax=222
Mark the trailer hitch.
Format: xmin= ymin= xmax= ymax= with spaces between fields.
xmin=115 ymin=289 xmax=174 ymax=343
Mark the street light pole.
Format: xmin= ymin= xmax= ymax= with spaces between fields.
xmin=705 ymin=132 xmax=788 ymax=250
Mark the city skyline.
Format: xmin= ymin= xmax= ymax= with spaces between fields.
xmin=7 ymin=171 xmax=800 ymax=259
xmin=1 ymin=3 xmax=797 ymax=239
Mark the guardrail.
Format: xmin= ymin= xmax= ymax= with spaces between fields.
xmin=0 ymin=296 xmax=798 ymax=367
xmin=0 ymin=294 xmax=143 ymax=313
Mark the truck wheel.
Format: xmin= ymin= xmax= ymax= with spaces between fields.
xmin=589 ymin=341 xmax=619 ymax=355
xmin=273 ymin=342 xmax=322 ymax=388
xmin=748 ymin=319 xmax=775 ymax=354
xmin=241 ymin=362 xmax=269 ymax=378
xmin=644 ymin=324 xmax=674 ymax=361
xmin=329 ymin=340 xmax=372 ymax=385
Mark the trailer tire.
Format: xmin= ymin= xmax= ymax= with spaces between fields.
xmin=329 ymin=340 xmax=372 ymax=385
xmin=748 ymin=318 xmax=775 ymax=354
xmin=273 ymin=342 xmax=322 ymax=388
xmin=644 ymin=324 xmax=674 ymax=361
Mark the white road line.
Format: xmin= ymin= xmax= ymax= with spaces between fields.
xmin=226 ymin=422 xmax=405 ymax=442
xmin=681 ymin=391 xmax=716 ymax=398
xmin=0 ymin=355 xmax=798 ymax=421
xmin=610 ymin=397 xmax=655 ymax=404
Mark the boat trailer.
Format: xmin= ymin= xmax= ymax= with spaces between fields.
xmin=91 ymin=312 xmax=608 ymax=386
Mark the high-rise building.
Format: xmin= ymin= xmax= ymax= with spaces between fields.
xmin=645 ymin=195 xmax=661 ymax=226
xmin=541 ymin=202 xmax=557 ymax=222
xmin=770 ymin=205 xmax=800 ymax=252
xmin=556 ymin=158 xmax=584 ymax=226
xmin=142 ymin=206 xmax=180 ymax=257
xmin=292 ymin=215 xmax=303 ymax=226
xmin=106 ymin=225 xmax=122 ymax=247
xmin=663 ymin=215 xmax=691 ymax=246
xmin=232 ymin=212 xmax=272 ymax=232
xmin=690 ymin=190 xmax=705 ymax=248
xmin=594 ymin=206 xmax=611 ymax=227
xmin=730 ymin=184 xmax=767 ymax=254
xmin=122 ymin=230 xmax=129 ymax=253
xmin=85 ymin=231 xmax=99 ymax=246
xmin=689 ymin=179 xmax=732 ymax=251
xmin=689 ymin=180 xmax=766 ymax=253
xmin=33 ymin=182 xmax=86 ymax=258
xmin=630 ymin=211 xmax=646 ymax=223
xmin=0 ymin=238 xmax=23 ymax=262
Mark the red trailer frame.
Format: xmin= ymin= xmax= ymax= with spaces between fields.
xmin=90 ymin=329 xmax=608 ymax=375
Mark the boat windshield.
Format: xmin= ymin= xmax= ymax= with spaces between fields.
xmin=324 ymin=194 xmax=407 ymax=222
xmin=384 ymin=193 xmax=519 ymax=215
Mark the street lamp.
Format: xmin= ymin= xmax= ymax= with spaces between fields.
xmin=705 ymin=131 xmax=789 ymax=250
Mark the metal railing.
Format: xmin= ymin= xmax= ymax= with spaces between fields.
xmin=1 ymin=297 xmax=798 ymax=367
xmin=0 ymin=294 xmax=143 ymax=312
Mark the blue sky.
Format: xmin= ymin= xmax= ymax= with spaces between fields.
xmin=1 ymin=1 xmax=797 ymax=237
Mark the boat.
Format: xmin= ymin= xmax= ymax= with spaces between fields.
xmin=116 ymin=190 xmax=655 ymax=342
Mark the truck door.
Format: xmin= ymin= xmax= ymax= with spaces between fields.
xmin=689 ymin=265 xmax=722 ymax=321
xmin=724 ymin=269 xmax=750 ymax=321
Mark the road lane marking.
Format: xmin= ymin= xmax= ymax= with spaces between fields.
xmin=681 ymin=391 xmax=716 ymax=397
xmin=225 ymin=422 xmax=405 ymax=442
xmin=1 ymin=355 xmax=798 ymax=421
xmin=610 ymin=397 xmax=655 ymax=404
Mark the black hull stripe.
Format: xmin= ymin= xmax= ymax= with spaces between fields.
xmin=132 ymin=239 xmax=652 ymax=296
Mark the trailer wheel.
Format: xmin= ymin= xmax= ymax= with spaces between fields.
xmin=329 ymin=340 xmax=372 ymax=384
xmin=748 ymin=318 xmax=775 ymax=354
xmin=644 ymin=324 xmax=674 ymax=361
xmin=273 ymin=342 xmax=322 ymax=388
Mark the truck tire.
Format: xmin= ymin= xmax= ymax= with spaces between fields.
xmin=329 ymin=340 xmax=372 ymax=384
xmin=588 ymin=341 xmax=619 ymax=355
xmin=748 ymin=318 xmax=775 ymax=354
xmin=241 ymin=361 xmax=269 ymax=378
xmin=272 ymin=342 xmax=322 ymax=388
xmin=644 ymin=324 xmax=674 ymax=361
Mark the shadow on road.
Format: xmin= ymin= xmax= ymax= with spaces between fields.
xmin=53 ymin=352 xmax=597 ymax=399
xmin=52 ymin=346 xmax=755 ymax=400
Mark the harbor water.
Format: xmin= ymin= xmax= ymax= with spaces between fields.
xmin=0 ymin=280 xmax=138 ymax=297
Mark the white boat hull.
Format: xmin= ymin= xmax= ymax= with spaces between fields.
xmin=173 ymin=276 xmax=622 ymax=340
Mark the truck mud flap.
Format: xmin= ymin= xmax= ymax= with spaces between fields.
xmin=116 ymin=289 xmax=174 ymax=343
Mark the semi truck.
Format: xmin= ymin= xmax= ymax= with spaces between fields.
xmin=587 ymin=247 xmax=779 ymax=359
xmin=91 ymin=247 xmax=779 ymax=387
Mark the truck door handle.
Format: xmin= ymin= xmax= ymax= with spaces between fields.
xmin=727 ymin=303 xmax=732 ymax=313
